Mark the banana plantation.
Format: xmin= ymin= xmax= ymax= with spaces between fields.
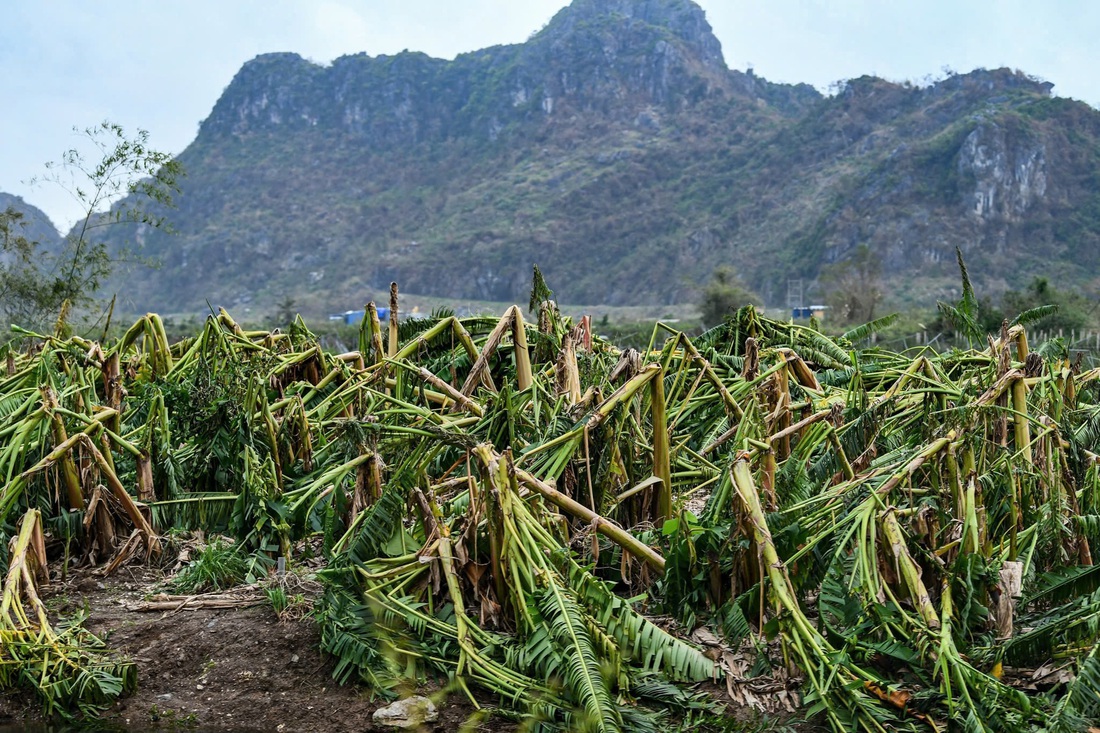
xmin=3 ymin=275 xmax=1100 ymax=732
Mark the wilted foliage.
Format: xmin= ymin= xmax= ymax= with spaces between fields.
xmin=2 ymin=283 xmax=1100 ymax=730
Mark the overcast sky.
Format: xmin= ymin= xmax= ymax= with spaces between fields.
xmin=2 ymin=0 xmax=1097 ymax=230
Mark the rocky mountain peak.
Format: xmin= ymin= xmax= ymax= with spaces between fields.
xmin=201 ymin=0 xmax=735 ymax=142
xmin=201 ymin=52 xmax=323 ymax=136
xmin=535 ymin=0 xmax=726 ymax=71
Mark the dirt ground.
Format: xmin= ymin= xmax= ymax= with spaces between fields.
xmin=0 ymin=567 xmax=496 ymax=732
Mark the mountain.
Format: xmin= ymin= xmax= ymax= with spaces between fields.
xmin=0 ymin=193 xmax=62 ymax=252
xmin=96 ymin=0 xmax=1100 ymax=315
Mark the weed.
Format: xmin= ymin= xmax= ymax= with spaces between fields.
xmin=171 ymin=538 xmax=249 ymax=593
xmin=266 ymin=586 xmax=288 ymax=614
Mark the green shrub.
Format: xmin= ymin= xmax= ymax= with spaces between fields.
xmin=171 ymin=538 xmax=249 ymax=593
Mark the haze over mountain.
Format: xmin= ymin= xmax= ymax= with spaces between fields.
xmin=30 ymin=0 xmax=1100 ymax=314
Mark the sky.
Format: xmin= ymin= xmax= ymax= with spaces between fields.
xmin=2 ymin=0 xmax=1097 ymax=230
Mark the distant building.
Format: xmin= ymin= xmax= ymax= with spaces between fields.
xmin=328 ymin=308 xmax=389 ymax=325
xmin=792 ymin=305 xmax=828 ymax=320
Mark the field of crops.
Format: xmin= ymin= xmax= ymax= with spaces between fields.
xmin=3 ymin=279 xmax=1100 ymax=731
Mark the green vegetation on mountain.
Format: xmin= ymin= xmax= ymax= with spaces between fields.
xmin=60 ymin=0 xmax=1100 ymax=321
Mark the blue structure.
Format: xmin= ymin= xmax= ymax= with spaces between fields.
xmin=328 ymin=308 xmax=389 ymax=326
xmin=791 ymin=306 xmax=827 ymax=320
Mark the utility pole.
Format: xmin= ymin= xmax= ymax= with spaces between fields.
xmin=787 ymin=279 xmax=803 ymax=312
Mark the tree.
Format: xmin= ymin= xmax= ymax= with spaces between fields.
xmin=821 ymin=244 xmax=883 ymax=325
xmin=274 ymin=296 xmax=298 ymax=328
xmin=0 ymin=207 xmax=65 ymax=327
xmin=933 ymin=249 xmax=1079 ymax=346
xmin=4 ymin=122 xmax=183 ymax=328
xmin=1002 ymin=277 xmax=1090 ymax=334
xmin=935 ymin=246 xmax=1021 ymax=345
xmin=699 ymin=267 xmax=759 ymax=328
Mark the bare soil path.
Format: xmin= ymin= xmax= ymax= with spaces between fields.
xmin=0 ymin=568 xmax=491 ymax=732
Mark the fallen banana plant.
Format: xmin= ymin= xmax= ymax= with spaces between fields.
xmin=0 ymin=509 xmax=135 ymax=720
xmin=1 ymin=265 xmax=1100 ymax=730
